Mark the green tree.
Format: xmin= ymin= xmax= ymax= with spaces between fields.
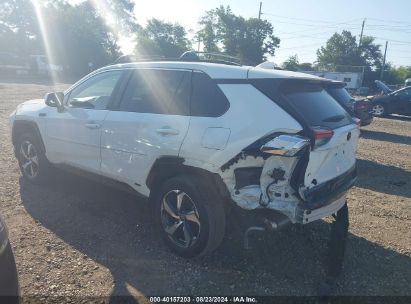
xmin=316 ymin=30 xmax=382 ymax=70
xmin=45 ymin=1 xmax=121 ymax=77
xmin=281 ymin=56 xmax=315 ymax=71
xmin=0 ymin=0 xmax=42 ymax=56
xmin=384 ymin=65 xmax=411 ymax=84
xmin=134 ymin=19 xmax=191 ymax=58
xmin=298 ymin=62 xmax=314 ymax=71
xmin=281 ymin=55 xmax=299 ymax=71
xmin=198 ymin=14 xmax=219 ymax=53
xmin=0 ymin=0 xmax=139 ymax=77
xmin=360 ymin=36 xmax=383 ymax=68
xmin=198 ymin=6 xmax=280 ymax=65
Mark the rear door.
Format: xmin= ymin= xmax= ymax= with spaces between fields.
xmin=100 ymin=68 xmax=191 ymax=196
xmin=280 ymin=81 xmax=359 ymax=190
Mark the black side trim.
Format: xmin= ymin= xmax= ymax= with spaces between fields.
xmin=54 ymin=164 xmax=147 ymax=198
xmin=0 ymin=243 xmax=19 ymax=297
xmin=12 ymin=120 xmax=46 ymax=153
xmin=145 ymin=156 xmax=184 ymax=190
xmin=146 ymin=156 xmax=231 ymax=200
xmin=302 ymin=165 xmax=357 ymax=209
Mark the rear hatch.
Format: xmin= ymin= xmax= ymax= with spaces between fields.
xmin=279 ymin=81 xmax=359 ymax=199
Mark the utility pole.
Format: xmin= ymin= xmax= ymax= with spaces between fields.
xmin=380 ymin=41 xmax=388 ymax=80
xmin=359 ymin=18 xmax=366 ymax=47
xmin=258 ymin=2 xmax=262 ymax=19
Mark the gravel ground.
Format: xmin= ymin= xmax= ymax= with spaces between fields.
xmin=0 ymin=81 xmax=410 ymax=302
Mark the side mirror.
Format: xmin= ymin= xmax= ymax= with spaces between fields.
xmin=261 ymin=135 xmax=310 ymax=157
xmin=45 ymin=92 xmax=65 ymax=112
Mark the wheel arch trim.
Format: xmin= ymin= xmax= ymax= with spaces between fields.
xmin=146 ymin=156 xmax=230 ymax=200
xmin=12 ymin=120 xmax=46 ymax=153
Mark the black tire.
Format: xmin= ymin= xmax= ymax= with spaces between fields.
xmin=16 ymin=132 xmax=51 ymax=184
xmin=153 ymin=175 xmax=226 ymax=258
xmin=0 ymin=242 xmax=19 ymax=298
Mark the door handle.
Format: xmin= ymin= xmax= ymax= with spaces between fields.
xmin=85 ymin=122 xmax=101 ymax=129
xmin=156 ymin=127 xmax=179 ymax=136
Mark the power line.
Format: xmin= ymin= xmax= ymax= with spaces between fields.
xmin=373 ymin=37 xmax=411 ymax=44
xmin=279 ymin=42 xmax=323 ymax=50
xmin=279 ymin=26 xmax=361 ymax=40
xmin=263 ymin=12 xmax=362 ymax=25
xmin=367 ymin=17 xmax=411 ymax=25
xmin=264 ymin=19 xmax=358 ymax=28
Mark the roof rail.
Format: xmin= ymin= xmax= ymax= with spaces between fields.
xmin=113 ymin=51 xmax=241 ymax=66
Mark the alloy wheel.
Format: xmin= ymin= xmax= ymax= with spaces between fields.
xmin=160 ymin=190 xmax=201 ymax=248
xmin=20 ymin=140 xmax=39 ymax=179
xmin=372 ymin=104 xmax=385 ymax=116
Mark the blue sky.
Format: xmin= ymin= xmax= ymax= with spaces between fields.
xmin=128 ymin=0 xmax=411 ymax=66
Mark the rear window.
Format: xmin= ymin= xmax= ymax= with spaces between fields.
xmin=281 ymin=82 xmax=352 ymax=129
xmin=191 ymin=72 xmax=230 ymax=117
xmin=327 ymin=87 xmax=353 ymax=107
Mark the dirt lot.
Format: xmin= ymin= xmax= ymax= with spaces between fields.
xmin=0 ymin=81 xmax=410 ymax=301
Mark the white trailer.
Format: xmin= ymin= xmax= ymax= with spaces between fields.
xmin=301 ymin=71 xmax=363 ymax=89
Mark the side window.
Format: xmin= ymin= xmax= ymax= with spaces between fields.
xmin=119 ymin=69 xmax=190 ymax=115
xmin=402 ymin=89 xmax=411 ymax=96
xmin=67 ymin=70 xmax=122 ymax=110
xmin=191 ymin=72 xmax=230 ymax=117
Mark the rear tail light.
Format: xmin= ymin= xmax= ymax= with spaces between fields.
xmin=355 ymin=101 xmax=367 ymax=110
xmin=312 ymin=127 xmax=334 ymax=148
xmin=260 ymin=134 xmax=310 ymax=157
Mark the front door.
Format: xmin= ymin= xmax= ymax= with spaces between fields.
xmin=45 ymin=70 xmax=124 ymax=173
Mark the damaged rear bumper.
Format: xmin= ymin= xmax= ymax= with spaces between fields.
xmin=296 ymin=165 xmax=357 ymax=224
xmin=297 ymin=195 xmax=346 ymax=224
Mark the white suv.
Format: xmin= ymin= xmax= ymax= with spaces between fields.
xmin=10 ymin=59 xmax=359 ymax=257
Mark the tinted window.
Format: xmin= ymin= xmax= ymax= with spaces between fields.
xmin=327 ymin=87 xmax=353 ymax=107
xmin=67 ymin=71 xmax=122 ymax=110
xmin=398 ymin=88 xmax=411 ymax=96
xmin=282 ymin=82 xmax=352 ymax=129
xmin=191 ymin=72 xmax=229 ymax=117
xmin=120 ymin=69 xmax=190 ymax=115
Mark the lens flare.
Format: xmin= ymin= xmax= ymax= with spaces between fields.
xmin=31 ymin=0 xmax=58 ymax=84
xmin=89 ymin=0 xmax=122 ymax=44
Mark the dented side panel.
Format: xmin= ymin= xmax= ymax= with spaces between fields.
xmin=179 ymin=84 xmax=303 ymax=168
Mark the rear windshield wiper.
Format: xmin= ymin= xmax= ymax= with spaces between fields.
xmin=322 ymin=114 xmax=345 ymax=122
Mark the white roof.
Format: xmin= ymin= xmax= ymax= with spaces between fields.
xmin=102 ymin=61 xmax=326 ymax=81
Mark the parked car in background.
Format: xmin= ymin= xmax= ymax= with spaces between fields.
xmin=326 ymin=81 xmax=373 ymax=126
xmin=0 ymin=214 xmax=19 ymax=299
xmin=405 ymin=78 xmax=411 ymax=87
xmin=371 ymin=81 xmax=411 ymax=117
